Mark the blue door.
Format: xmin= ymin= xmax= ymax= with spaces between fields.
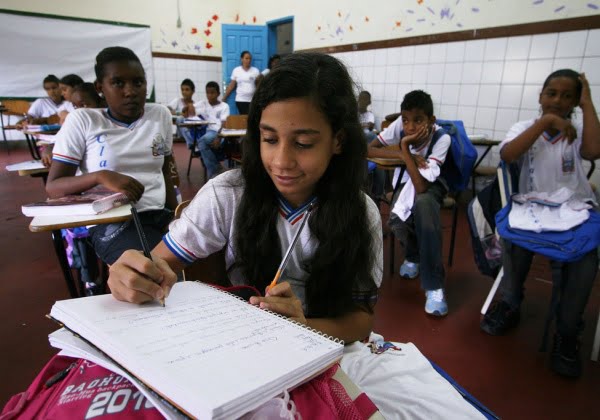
xmin=222 ymin=24 xmax=268 ymax=115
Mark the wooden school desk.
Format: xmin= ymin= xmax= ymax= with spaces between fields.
xmin=28 ymin=205 xmax=132 ymax=298
xmin=219 ymin=128 xmax=246 ymax=167
xmin=22 ymin=128 xmax=59 ymax=160
xmin=176 ymin=120 xmax=210 ymax=177
xmin=6 ymin=159 xmax=49 ymax=183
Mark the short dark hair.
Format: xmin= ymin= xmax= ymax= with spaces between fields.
xmin=59 ymin=74 xmax=84 ymax=88
xmin=359 ymin=91 xmax=371 ymax=99
xmin=181 ymin=78 xmax=195 ymax=91
xmin=94 ymin=47 xmax=143 ymax=81
xmin=205 ymin=81 xmax=220 ymax=94
xmin=268 ymin=54 xmax=281 ymax=69
xmin=240 ymin=50 xmax=251 ymax=59
xmin=43 ymin=74 xmax=59 ymax=85
xmin=72 ymin=82 xmax=103 ymax=107
xmin=401 ymin=90 xmax=434 ymax=117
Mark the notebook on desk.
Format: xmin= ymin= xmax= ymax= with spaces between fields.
xmin=22 ymin=189 xmax=129 ymax=217
xmin=49 ymin=281 xmax=344 ymax=420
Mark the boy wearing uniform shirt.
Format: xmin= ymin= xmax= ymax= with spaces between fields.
xmin=368 ymin=90 xmax=451 ymax=316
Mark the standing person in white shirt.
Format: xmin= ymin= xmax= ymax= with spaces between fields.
xmin=358 ymin=91 xmax=376 ymax=143
xmin=192 ymin=81 xmax=230 ymax=179
xmin=480 ymin=69 xmax=600 ymax=378
xmin=222 ymin=50 xmax=260 ymax=115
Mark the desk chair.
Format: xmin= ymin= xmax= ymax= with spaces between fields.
xmin=1 ymin=99 xmax=31 ymax=152
xmin=222 ymin=115 xmax=247 ymax=167
xmin=174 ymin=200 xmax=230 ymax=287
xmin=481 ymin=162 xmax=600 ymax=362
xmin=184 ymin=125 xmax=208 ymax=178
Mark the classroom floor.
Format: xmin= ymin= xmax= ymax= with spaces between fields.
xmin=0 ymin=142 xmax=598 ymax=419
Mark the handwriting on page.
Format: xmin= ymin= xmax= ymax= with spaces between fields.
xmin=92 ymin=289 xmax=337 ymax=369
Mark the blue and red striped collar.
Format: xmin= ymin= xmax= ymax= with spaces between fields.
xmin=104 ymin=108 xmax=145 ymax=129
xmin=542 ymin=131 xmax=565 ymax=144
xmin=277 ymin=195 xmax=317 ymax=225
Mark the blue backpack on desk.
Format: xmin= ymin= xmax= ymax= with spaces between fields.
xmin=426 ymin=119 xmax=477 ymax=193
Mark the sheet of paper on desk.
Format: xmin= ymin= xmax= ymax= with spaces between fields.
xmin=34 ymin=133 xmax=56 ymax=143
xmin=221 ymin=128 xmax=247 ymax=135
xmin=6 ymin=160 xmax=45 ymax=171
xmin=468 ymin=134 xmax=489 ymax=141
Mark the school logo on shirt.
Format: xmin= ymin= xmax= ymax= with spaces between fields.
xmin=151 ymin=133 xmax=168 ymax=156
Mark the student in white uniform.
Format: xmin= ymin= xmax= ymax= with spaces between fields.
xmin=168 ymin=79 xmax=200 ymax=150
xmin=358 ymin=90 xmax=376 ymax=142
xmin=56 ymin=74 xmax=84 ymax=123
xmin=222 ymin=50 xmax=260 ymax=115
xmin=18 ymin=74 xmax=63 ymax=126
xmin=47 ymin=46 xmax=176 ymax=273
xmin=107 ymin=53 xmax=485 ymax=420
xmin=191 ymin=81 xmax=230 ymax=179
xmin=481 ymin=69 xmax=600 ymax=378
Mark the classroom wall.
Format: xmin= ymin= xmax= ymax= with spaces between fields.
xmin=333 ymin=28 xmax=600 ymax=187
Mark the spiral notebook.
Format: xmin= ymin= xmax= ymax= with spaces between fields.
xmin=49 ymin=281 xmax=344 ymax=420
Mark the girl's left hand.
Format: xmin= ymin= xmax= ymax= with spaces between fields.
xmin=249 ymin=282 xmax=307 ymax=325
xmin=579 ymin=73 xmax=592 ymax=108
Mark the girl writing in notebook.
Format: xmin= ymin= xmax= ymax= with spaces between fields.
xmin=46 ymin=46 xmax=176 ymax=268
xmin=108 ymin=53 xmax=485 ymax=419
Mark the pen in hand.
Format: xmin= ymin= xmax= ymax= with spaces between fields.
xmin=267 ymin=203 xmax=314 ymax=293
xmin=130 ymin=207 xmax=165 ymax=307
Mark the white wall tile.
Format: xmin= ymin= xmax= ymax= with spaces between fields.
xmin=398 ymin=64 xmax=413 ymax=83
xmin=426 ymin=63 xmax=444 ymax=84
xmin=374 ymin=66 xmax=386 ymax=83
xmin=429 ymin=43 xmax=447 ymax=63
xmin=444 ymin=63 xmax=462 ymax=84
xmin=525 ymin=59 xmax=554 ymax=85
xmin=529 ymin=33 xmax=558 ymax=59
xmin=590 ymin=84 xmax=600 ymax=114
xmin=584 ymin=29 xmax=600 ymax=57
xmin=555 ymin=30 xmax=587 ymax=58
xmin=439 ymin=104 xmax=458 ymax=120
xmin=484 ymin=38 xmax=507 ymax=61
xmin=388 ymin=48 xmax=402 ymax=66
xmin=412 ymin=64 xmax=428 ymax=84
xmin=581 ymin=57 xmax=600 ymax=85
xmin=462 ymin=61 xmax=483 ymax=84
xmin=446 ymin=41 xmax=465 ymax=63
xmin=464 ymin=39 xmax=485 ymax=62
xmin=519 ymin=108 xmax=538 ymax=121
xmin=426 ymin=83 xmax=443 ymax=103
xmin=502 ymin=61 xmax=527 ymax=84
xmin=385 ymin=65 xmax=400 ymax=84
xmin=506 ymin=35 xmax=532 ymax=60
xmin=441 ymin=84 xmax=460 ymax=105
xmin=459 ymin=85 xmax=480 ymax=107
xmin=498 ymin=85 xmax=524 ymax=108
xmin=363 ymin=67 xmax=374 ymax=84
xmin=414 ymin=44 xmax=431 ymax=64
xmin=400 ymin=46 xmax=416 ymax=64
xmin=494 ymin=108 xmax=520 ymax=133
xmin=475 ymin=106 xmax=497 ymax=130
xmin=478 ymin=85 xmax=500 ymax=107
xmin=521 ymin=85 xmax=541 ymax=110
xmin=480 ymin=61 xmax=503 ymax=84
xmin=396 ymin=84 xmax=412 ymax=102
xmin=553 ymin=57 xmax=583 ymax=72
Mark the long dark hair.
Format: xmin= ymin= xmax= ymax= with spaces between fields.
xmin=542 ymin=69 xmax=582 ymax=119
xmin=233 ymin=52 xmax=377 ymax=318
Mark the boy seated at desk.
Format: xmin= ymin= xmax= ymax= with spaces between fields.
xmin=17 ymin=74 xmax=63 ymax=127
xmin=367 ymin=90 xmax=451 ymax=316
xmin=191 ymin=81 xmax=230 ymax=180
xmin=358 ymin=90 xmax=376 ymax=143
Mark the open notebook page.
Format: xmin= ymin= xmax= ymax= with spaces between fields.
xmin=50 ymin=281 xmax=343 ymax=419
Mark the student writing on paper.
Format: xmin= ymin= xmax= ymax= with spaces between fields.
xmin=46 ymin=47 xmax=176 ymax=270
xmin=107 ymin=53 xmax=485 ymax=420
xmin=17 ymin=74 xmax=64 ymax=128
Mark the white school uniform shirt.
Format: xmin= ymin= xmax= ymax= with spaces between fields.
xmin=230 ymin=66 xmax=260 ymax=102
xmin=57 ymin=101 xmax=75 ymax=113
xmin=500 ymin=118 xmax=595 ymax=203
xmin=164 ymin=170 xmax=383 ymax=311
xmin=167 ymin=97 xmax=197 ymax=114
xmin=359 ymin=110 xmax=375 ymax=127
xmin=377 ymin=118 xmax=451 ymax=187
xmin=27 ymin=98 xmax=63 ymax=118
xmin=194 ymin=100 xmax=230 ymax=132
xmin=52 ymin=103 xmax=173 ymax=212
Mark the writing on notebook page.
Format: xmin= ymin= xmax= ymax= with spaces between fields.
xmin=92 ymin=290 xmax=337 ymax=368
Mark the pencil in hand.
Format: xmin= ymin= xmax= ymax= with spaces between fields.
xmin=130 ymin=207 xmax=165 ymax=307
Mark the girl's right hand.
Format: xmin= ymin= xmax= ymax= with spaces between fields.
xmin=108 ymin=250 xmax=177 ymax=304
xmin=544 ymin=114 xmax=577 ymax=144
xmin=98 ymin=170 xmax=145 ymax=202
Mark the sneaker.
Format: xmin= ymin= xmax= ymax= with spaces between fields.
xmin=425 ymin=288 xmax=448 ymax=316
xmin=399 ymin=261 xmax=419 ymax=279
xmin=551 ymin=333 xmax=582 ymax=378
xmin=480 ymin=300 xmax=520 ymax=335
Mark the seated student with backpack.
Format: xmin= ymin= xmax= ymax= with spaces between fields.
xmin=368 ymin=90 xmax=451 ymax=316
